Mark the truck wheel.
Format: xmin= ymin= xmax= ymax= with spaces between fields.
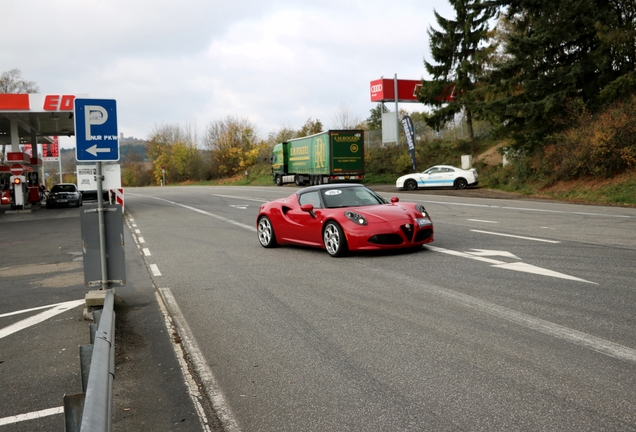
xmin=275 ymin=175 xmax=283 ymax=186
xmin=323 ymin=221 xmax=347 ymax=257
xmin=295 ymin=175 xmax=301 ymax=186
xmin=257 ymin=216 xmax=278 ymax=248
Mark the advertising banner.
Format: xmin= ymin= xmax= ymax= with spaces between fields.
xmin=401 ymin=115 xmax=417 ymax=171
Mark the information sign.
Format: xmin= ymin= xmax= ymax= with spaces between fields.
xmin=74 ymin=99 xmax=119 ymax=162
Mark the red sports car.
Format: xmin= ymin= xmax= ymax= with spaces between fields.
xmin=256 ymin=184 xmax=434 ymax=257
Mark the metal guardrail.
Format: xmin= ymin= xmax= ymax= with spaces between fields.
xmin=64 ymin=290 xmax=115 ymax=432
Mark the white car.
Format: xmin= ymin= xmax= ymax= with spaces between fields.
xmin=396 ymin=165 xmax=479 ymax=190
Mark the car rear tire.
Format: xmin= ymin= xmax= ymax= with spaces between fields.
xmin=323 ymin=221 xmax=347 ymax=257
xmin=257 ymin=216 xmax=278 ymax=248
xmin=404 ymin=179 xmax=418 ymax=190
xmin=454 ymin=178 xmax=468 ymax=189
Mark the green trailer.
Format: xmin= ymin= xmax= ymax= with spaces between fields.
xmin=271 ymin=130 xmax=364 ymax=186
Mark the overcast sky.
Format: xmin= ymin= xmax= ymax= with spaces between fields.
xmin=2 ymin=0 xmax=454 ymax=147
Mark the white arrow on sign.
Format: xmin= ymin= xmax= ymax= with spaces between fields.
xmin=426 ymin=245 xmax=597 ymax=284
xmin=86 ymin=144 xmax=112 ymax=157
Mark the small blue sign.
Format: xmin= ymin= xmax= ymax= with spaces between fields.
xmin=74 ymin=99 xmax=119 ymax=162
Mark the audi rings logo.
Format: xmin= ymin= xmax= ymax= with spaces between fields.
xmin=370 ymin=84 xmax=383 ymax=93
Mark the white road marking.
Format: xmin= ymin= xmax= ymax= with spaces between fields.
xmin=210 ymin=193 xmax=266 ymax=203
xmin=150 ymin=264 xmax=162 ymax=276
xmin=138 ymin=195 xmax=256 ymax=232
xmin=229 ymin=204 xmax=249 ymax=209
xmin=135 ymin=229 xmax=141 ymax=234
xmin=471 ymin=229 xmax=561 ymax=243
xmin=154 ymin=290 xmax=213 ymax=432
xmin=0 ymin=406 xmax=64 ymax=426
xmin=404 ymin=274 xmax=636 ymax=364
xmin=157 ymin=288 xmax=240 ymax=432
xmin=138 ymin=236 xmax=145 ymax=243
xmin=427 ymin=245 xmax=596 ymax=284
xmin=0 ymin=300 xmax=84 ymax=340
xmin=466 ymin=249 xmax=520 ymax=260
xmin=143 ymin=248 xmax=151 ymax=256
xmin=421 ymin=199 xmax=634 ymax=219
xmin=467 ymin=219 xmax=498 ymax=223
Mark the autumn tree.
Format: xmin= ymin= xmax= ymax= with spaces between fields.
xmin=146 ymin=123 xmax=203 ymax=184
xmin=203 ymin=116 xmax=264 ymax=177
xmin=296 ymin=118 xmax=324 ymax=137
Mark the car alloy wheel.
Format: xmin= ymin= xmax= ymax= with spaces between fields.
xmin=405 ymin=179 xmax=417 ymax=190
xmin=323 ymin=221 xmax=347 ymax=257
xmin=257 ymin=216 xmax=277 ymax=248
xmin=454 ymin=178 xmax=468 ymax=189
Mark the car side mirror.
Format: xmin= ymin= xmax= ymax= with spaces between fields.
xmin=391 ymin=197 xmax=400 ymax=203
xmin=301 ymin=203 xmax=316 ymax=218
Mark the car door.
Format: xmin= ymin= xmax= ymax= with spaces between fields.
xmin=420 ymin=167 xmax=442 ymax=187
xmin=284 ymin=191 xmax=324 ymax=246
xmin=440 ymin=167 xmax=457 ymax=187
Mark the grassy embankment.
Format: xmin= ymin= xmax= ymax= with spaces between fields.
xmin=187 ymin=155 xmax=636 ymax=207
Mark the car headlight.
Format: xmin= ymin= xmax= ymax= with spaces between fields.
xmin=415 ymin=204 xmax=431 ymax=227
xmin=415 ymin=204 xmax=427 ymax=217
xmin=344 ymin=211 xmax=367 ymax=225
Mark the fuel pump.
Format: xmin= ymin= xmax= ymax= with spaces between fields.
xmin=9 ymin=175 xmax=27 ymax=210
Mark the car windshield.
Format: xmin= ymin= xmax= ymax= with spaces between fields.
xmin=51 ymin=184 xmax=76 ymax=193
xmin=321 ymin=186 xmax=387 ymax=208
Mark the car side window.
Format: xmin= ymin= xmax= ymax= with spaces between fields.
xmin=298 ymin=191 xmax=322 ymax=208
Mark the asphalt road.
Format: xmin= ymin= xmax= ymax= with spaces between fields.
xmin=0 ymin=204 xmax=208 ymax=431
xmin=123 ymin=185 xmax=636 ymax=431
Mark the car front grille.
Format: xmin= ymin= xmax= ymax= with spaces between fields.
xmin=400 ymin=224 xmax=415 ymax=242
xmin=368 ymin=234 xmax=403 ymax=245
xmin=414 ymin=228 xmax=433 ymax=242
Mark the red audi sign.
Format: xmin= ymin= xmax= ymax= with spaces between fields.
xmin=370 ymin=78 xmax=422 ymax=103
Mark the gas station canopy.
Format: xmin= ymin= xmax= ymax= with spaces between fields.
xmin=0 ymin=94 xmax=79 ymax=145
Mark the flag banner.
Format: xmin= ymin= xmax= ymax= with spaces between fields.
xmin=401 ymin=115 xmax=417 ymax=171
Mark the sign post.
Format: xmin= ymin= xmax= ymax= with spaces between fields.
xmin=74 ymin=99 xmax=123 ymax=289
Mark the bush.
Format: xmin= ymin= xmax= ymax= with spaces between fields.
xmin=539 ymin=95 xmax=636 ymax=181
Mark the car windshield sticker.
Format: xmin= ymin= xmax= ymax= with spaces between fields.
xmin=324 ymin=190 xmax=342 ymax=196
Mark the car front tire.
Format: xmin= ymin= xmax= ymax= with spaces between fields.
xmin=323 ymin=221 xmax=347 ymax=257
xmin=257 ymin=216 xmax=278 ymax=248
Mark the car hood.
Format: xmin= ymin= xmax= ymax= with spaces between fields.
xmin=352 ymin=204 xmax=417 ymax=223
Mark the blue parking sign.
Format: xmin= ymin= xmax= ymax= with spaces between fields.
xmin=74 ymin=99 xmax=119 ymax=162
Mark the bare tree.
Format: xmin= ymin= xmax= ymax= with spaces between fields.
xmin=1 ymin=69 xmax=40 ymax=159
xmin=331 ymin=104 xmax=361 ymax=130
xmin=0 ymin=68 xmax=39 ymax=93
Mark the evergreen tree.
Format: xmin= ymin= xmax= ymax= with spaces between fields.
xmin=480 ymin=0 xmax=633 ymax=150
xmin=366 ymin=103 xmax=389 ymax=131
xmin=418 ymin=0 xmax=496 ymax=141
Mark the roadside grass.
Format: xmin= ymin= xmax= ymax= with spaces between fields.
xmin=171 ymin=156 xmax=636 ymax=207
xmin=531 ymin=172 xmax=636 ymax=206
